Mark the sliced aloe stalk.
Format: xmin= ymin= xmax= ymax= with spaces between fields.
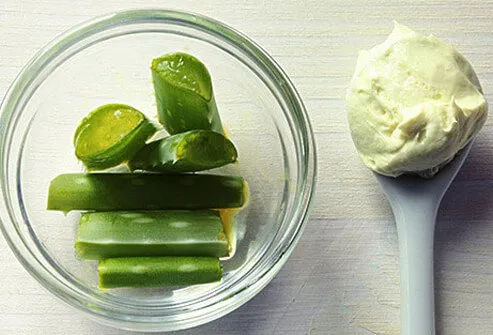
xmin=75 ymin=210 xmax=229 ymax=259
xmin=98 ymin=257 xmax=222 ymax=289
xmin=151 ymin=52 xmax=223 ymax=134
xmin=74 ymin=104 xmax=157 ymax=170
xmin=128 ymin=130 xmax=237 ymax=173
xmin=47 ymin=173 xmax=245 ymax=211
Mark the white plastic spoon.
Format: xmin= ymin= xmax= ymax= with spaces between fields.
xmin=374 ymin=141 xmax=473 ymax=335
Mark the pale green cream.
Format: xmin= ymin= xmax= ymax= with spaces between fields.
xmin=346 ymin=22 xmax=488 ymax=177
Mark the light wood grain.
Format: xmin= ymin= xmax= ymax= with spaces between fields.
xmin=1 ymin=1 xmax=493 ymax=334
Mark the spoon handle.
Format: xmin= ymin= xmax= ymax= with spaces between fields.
xmin=393 ymin=200 xmax=437 ymax=335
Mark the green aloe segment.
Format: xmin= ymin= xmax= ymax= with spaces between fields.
xmin=74 ymin=104 xmax=157 ymax=170
xmin=47 ymin=173 xmax=245 ymax=211
xmin=151 ymin=52 xmax=223 ymax=134
xmin=75 ymin=210 xmax=229 ymax=259
xmin=98 ymin=257 xmax=222 ymax=289
xmin=128 ymin=130 xmax=237 ymax=173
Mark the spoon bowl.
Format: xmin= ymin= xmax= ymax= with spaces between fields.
xmin=374 ymin=141 xmax=474 ymax=335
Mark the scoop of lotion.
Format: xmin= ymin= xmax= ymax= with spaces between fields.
xmin=346 ymin=22 xmax=488 ymax=177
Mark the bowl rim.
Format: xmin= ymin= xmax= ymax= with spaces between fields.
xmin=0 ymin=8 xmax=317 ymax=332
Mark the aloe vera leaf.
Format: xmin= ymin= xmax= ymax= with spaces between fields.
xmin=151 ymin=52 xmax=223 ymax=134
xmin=47 ymin=173 xmax=245 ymax=211
xmin=98 ymin=257 xmax=222 ymax=289
xmin=74 ymin=104 xmax=157 ymax=170
xmin=128 ymin=130 xmax=237 ymax=173
xmin=75 ymin=210 xmax=229 ymax=259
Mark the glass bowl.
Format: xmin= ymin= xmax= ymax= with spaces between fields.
xmin=0 ymin=9 xmax=316 ymax=332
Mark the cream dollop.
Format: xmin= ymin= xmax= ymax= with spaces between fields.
xmin=346 ymin=22 xmax=488 ymax=177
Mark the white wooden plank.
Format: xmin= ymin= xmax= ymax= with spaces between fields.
xmin=1 ymin=1 xmax=493 ymax=334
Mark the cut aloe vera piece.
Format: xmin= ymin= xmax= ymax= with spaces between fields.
xmin=128 ymin=130 xmax=237 ymax=173
xmin=47 ymin=173 xmax=245 ymax=211
xmin=151 ymin=52 xmax=223 ymax=134
xmin=74 ymin=104 xmax=157 ymax=170
xmin=76 ymin=210 xmax=229 ymax=259
xmin=98 ymin=257 xmax=222 ymax=289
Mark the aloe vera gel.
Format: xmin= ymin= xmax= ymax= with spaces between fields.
xmin=74 ymin=104 xmax=156 ymax=170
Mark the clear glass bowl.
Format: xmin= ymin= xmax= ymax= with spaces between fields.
xmin=0 ymin=9 xmax=316 ymax=332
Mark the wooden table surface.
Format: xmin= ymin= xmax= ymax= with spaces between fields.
xmin=1 ymin=1 xmax=493 ymax=334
